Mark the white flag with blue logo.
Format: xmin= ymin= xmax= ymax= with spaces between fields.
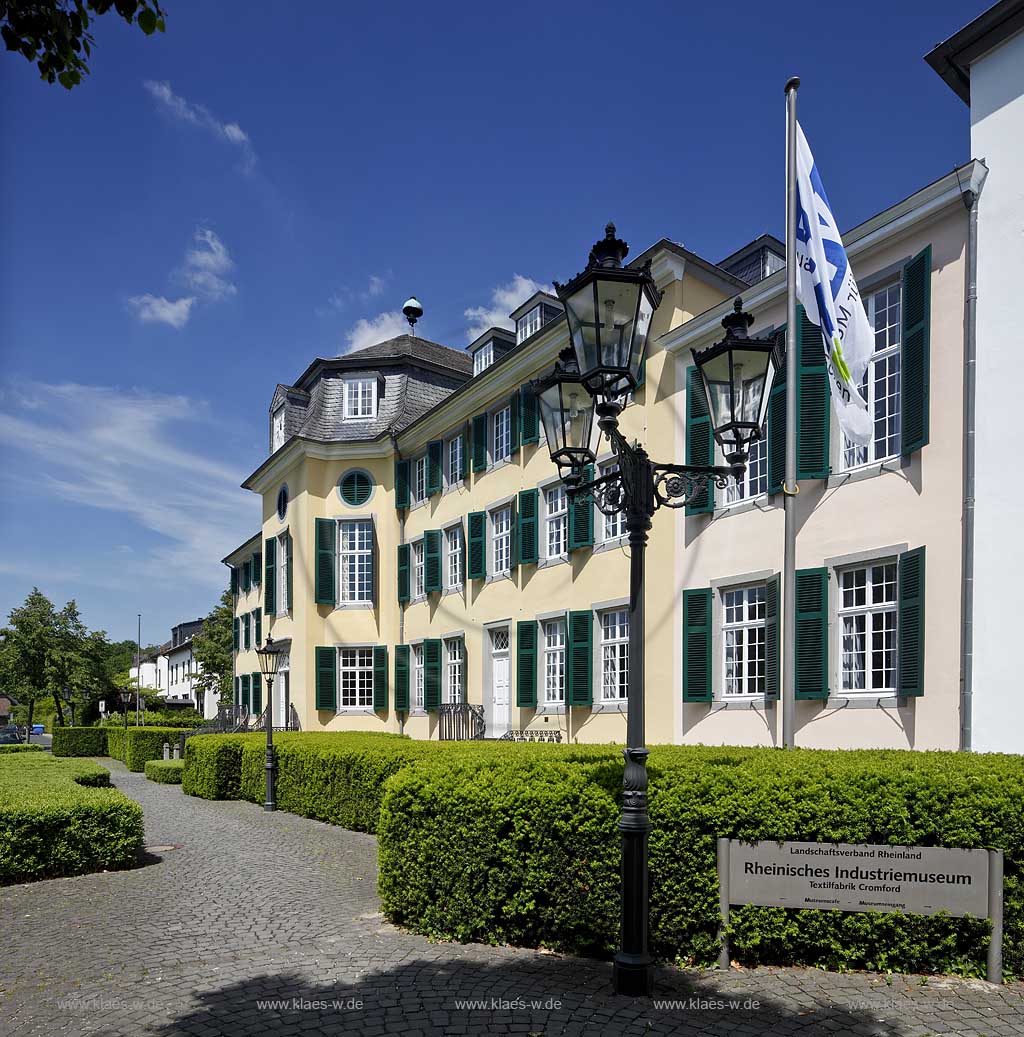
xmin=795 ymin=123 xmax=872 ymax=446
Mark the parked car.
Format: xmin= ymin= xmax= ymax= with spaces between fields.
xmin=0 ymin=726 xmax=24 ymax=745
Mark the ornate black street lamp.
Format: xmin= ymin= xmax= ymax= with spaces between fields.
xmin=256 ymin=636 xmax=283 ymax=812
xmin=118 ymin=686 xmax=134 ymax=744
xmin=537 ymin=226 xmax=780 ymax=997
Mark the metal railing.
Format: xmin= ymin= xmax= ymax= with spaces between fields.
xmin=437 ymin=703 xmax=486 ymax=741
xmin=498 ymin=729 xmax=563 ymax=743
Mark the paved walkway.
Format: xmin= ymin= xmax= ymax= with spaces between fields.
xmin=3 ymin=761 xmax=1023 ymax=1037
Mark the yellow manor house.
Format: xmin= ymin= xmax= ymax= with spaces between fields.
xmin=225 ymin=159 xmax=988 ymax=751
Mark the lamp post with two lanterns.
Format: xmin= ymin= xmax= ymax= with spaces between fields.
xmin=256 ymin=636 xmax=284 ymax=812
xmin=533 ymin=224 xmax=781 ymax=996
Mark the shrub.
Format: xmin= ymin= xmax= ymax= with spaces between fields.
xmin=144 ymin=759 xmax=184 ymax=784
xmin=106 ymin=726 xmax=193 ymax=771
xmin=52 ymin=727 xmax=108 ymax=757
xmin=378 ymin=746 xmax=1024 ymax=980
xmin=0 ymin=744 xmax=44 ymax=754
xmin=182 ymin=734 xmax=250 ymax=800
xmin=0 ymin=754 xmax=144 ymax=884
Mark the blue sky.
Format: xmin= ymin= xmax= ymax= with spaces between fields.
xmin=0 ymin=0 xmax=980 ymax=642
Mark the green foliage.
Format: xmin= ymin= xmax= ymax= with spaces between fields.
xmin=144 ymin=758 xmax=184 ymax=784
xmin=0 ymin=754 xmax=143 ymax=884
xmin=52 ymin=726 xmax=108 ymax=757
xmin=191 ymin=590 xmax=234 ymax=705
xmin=1 ymin=0 xmax=166 ymax=89
xmin=100 ymin=709 xmax=205 ymax=729
xmin=181 ymin=734 xmax=249 ymax=800
xmin=0 ymin=743 xmax=44 ymax=754
xmin=106 ymin=726 xmax=192 ymax=771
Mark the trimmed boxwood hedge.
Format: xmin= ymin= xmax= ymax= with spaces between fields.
xmin=106 ymin=727 xmax=192 ymax=771
xmin=0 ymin=743 xmax=44 ymax=754
xmin=0 ymin=754 xmax=144 ymax=884
xmin=182 ymin=733 xmax=251 ymax=800
xmin=144 ymin=758 xmax=184 ymax=784
xmin=52 ymin=726 xmax=108 ymax=757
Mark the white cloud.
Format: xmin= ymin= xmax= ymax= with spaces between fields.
xmin=464 ymin=274 xmax=548 ymax=341
xmin=366 ymin=274 xmax=387 ymax=298
xmin=317 ymin=273 xmax=390 ymax=317
xmin=0 ymin=381 xmax=252 ymax=594
xmin=343 ymin=311 xmax=409 ymax=354
xmin=143 ymin=80 xmax=256 ymax=173
xmin=183 ymin=228 xmax=236 ymax=301
xmin=126 ymin=294 xmax=195 ymax=329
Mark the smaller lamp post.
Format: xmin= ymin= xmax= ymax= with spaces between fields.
xmin=60 ymin=686 xmax=75 ymax=727
xmin=118 ymin=687 xmax=134 ymax=752
xmin=256 ymin=636 xmax=283 ymax=812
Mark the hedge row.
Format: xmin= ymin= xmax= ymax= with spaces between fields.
xmin=52 ymin=727 xmax=108 ymax=757
xmin=0 ymin=754 xmax=144 ymax=884
xmin=0 ymin=744 xmax=44 ymax=754
xmin=144 ymin=759 xmax=184 ymax=784
xmin=107 ymin=727 xmax=194 ymax=771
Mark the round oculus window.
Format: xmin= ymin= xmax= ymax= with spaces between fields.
xmin=276 ymin=485 xmax=288 ymax=521
xmin=339 ymin=469 xmax=373 ymax=507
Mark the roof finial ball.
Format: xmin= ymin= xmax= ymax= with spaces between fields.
xmin=402 ymin=296 xmax=424 ymax=335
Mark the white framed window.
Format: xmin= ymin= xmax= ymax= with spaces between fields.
xmin=338 ymin=520 xmax=373 ymax=602
xmin=545 ymin=485 xmax=568 ymax=558
xmin=492 ymin=406 xmax=511 ymax=463
xmin=491 ymin=505 xmax=511 ymax=575
xmin=276 ymin=532 xmax=289 ymax=616
xmin=601 ymin=610 xmax=629 ymax=701
xmin=271 ymin=405 xmax=286 ymax=451
xmin=516 ymin=305 xmax=541 ymax=343
xmin=723 ymin=432 xmax=767 ymax=504
xmin=343 ymin=377 xmax=376 ymax=419
xmin=600 ymin=462 xmax=625 ymax=540
xmin=444 ymin=638 xmax=463 ymax=704
xmin=722 ymin=585 xmax=766 ymax=697
xmin=543 ymin=618 xmax=566 ymax=705
xmin=412 ymin=643 xmax=424 ymax=710
xmin=838 ymin=562 xmax=897 ymax=694
xmin=447 ymin=434 xmax=464 ymax=486
xmin=412 ymin=540 xmax=425 ymax=598
xmin=445 ymin=525 xmax=463 ymax=589
xmin=413 ymin=456 xmax=427 ymax=503
xmin=842 ymin=282 xmax=902 ymax=469
xmin=338 ymin=647 xmax=374 ymax=708
xmin=473 ymin=341 xmax=494 ymax=375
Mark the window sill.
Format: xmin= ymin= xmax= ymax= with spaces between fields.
xmin=537 ymin=554 xmax=569 ymax=570
xmin=443 ymin=480 xmax=465 ymax=495
xmin=407 ymin=708 xmax=427 ymax=717
xmin=826 ymin=457 xmax=903 ymax=489
xmin=335 ymin=707 xmax=376 ymax=716
xmin=409 ymin=593 xmax=428 ymax=605
xmin=714 ymin=696 xmax=767 ymax=711
xmin=485 ymin=572 xmax=512 ymax=586
xmin=713 ymin=495 xmax=771 ymax=519
xmin=593 ymin=535 xmax=627 ymax=555
xmin=536 ymin=703 xmax=566 ymax=715
xmin=486 ymin=457 xmax=513 ymax=474
xmin=827 ymin=694 xmax=900 ymax=709
xmin=591 ymin=699 xmax=628 ymax=714
xmin=442 ymin=586 xmax=464 ymax=597
xmin=333 ymin=602 xmax=374 ymax=611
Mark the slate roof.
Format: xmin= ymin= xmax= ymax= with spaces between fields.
xmin=347 ymin=334 xmax=473 ymax=373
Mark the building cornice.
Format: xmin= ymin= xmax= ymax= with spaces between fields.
xmin=661 ymin=160 xmax=988 ymax=355
xmin=242 ymin=435 xmax=395 ymax=495
xmin=221 ymin=532 xmax=262 ymax=566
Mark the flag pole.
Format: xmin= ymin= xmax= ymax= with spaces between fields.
xmin=782 ymin=76 xmax=800 ymax=750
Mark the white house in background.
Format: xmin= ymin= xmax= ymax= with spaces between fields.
xmin=927 ymin=0 xmax=1024 ymax=754
xmin=130 ymin=618 xmax=216 ymax=718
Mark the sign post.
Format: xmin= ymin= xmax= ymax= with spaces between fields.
xmin=716 ymin=839 xmax=1004 ymax=984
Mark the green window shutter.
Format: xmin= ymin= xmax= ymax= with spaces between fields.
xmin=901 ymin=245 xmax=931 ymax=454
xmin=243 ymin=613 xmax=251 ymax=650
xmin=394 ymin=644 xmax=410 ymax=711
xmin=796 ymin=305 xmax=831 ymax=480
xmin=897 ymin=547 xmax=926 ymax=697
xmin=241 ymin=560 xmax=251 ymax=593
xmin=251 ymin=552 xmax=261 ymax=585
xmin=424 ymin=529 xmax=442 ymax=594
xmin=767 ymin=326 xmax=787 ymax=494
xmin=241 ymin=673 xmax=250 ymax=709
xmin=315 ymin=518 xmax=337 ymax=606
xmin=264 ymin=538 xmax=276 ymax=615
xmin=373 ymin=645 xmax=389 ymax=710
xmin=517 ymin=489 xmax=539 ymax=564
xmin=764 ymin=575 xmax=780 ymax=701
xmin=395 ymin=459 xmax=410 ymax=509
xmin=509 ymin=390 xmax=521 ymax=454
xmin=285 ymin=532 xmax=294 ymax=612
xmin=471 ymin=413 xmax=488 ymax=472
xmin=315 ymin=646 xmax=337 ymax=710
xmin=508 ymin=496 xmax=519 ymax=572
xmin=685 ymin=366 xmax=715 ymax=514
xmin=461 ymin=424 xmax=471 ymax=480
xmin=232 ymin=618 xmax=239 ymax=651
xmin=426 ymin=440 xmax=443 ymax=496
xmin=397 ymin=543 xmax=410 ymax=603
xmin=516 ymin=620 xmax=537 ymax=707
xmin=423 ymin=638 xmax=442 ymax=710
xmin=520 ymin=383 xmax=539 ymax=444
xmin=230 ymin=566 xmax=238 ymax=595
xmin=251 ymin=672 xmax=262 ymax=715
xmin=794 ymin=567 xmax=829 ymax=699
xmin=568 ymin=466 xmax=595 ymax=551
xmin=682 ymin=588 xmax=713 ymax=702
xmin=467 ymin=511 xmax=487 ymax=579
xmin=234 ymin=675 xmax=240 ymax=705
xmin=566 ymin=610 xmax=593 ymax=706
xmin=254 ymin=609 xmax=262 ymax=647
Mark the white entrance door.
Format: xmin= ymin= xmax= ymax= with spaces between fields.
xmin=275 ymin=657 xmax=290 ymax=728
xmin=490 ymin=628 xmax=510 ymax=738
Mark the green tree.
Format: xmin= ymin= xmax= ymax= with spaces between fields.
xmin=191 ymin=590 xmax=233 ymax=706
xmin=2 ymin=0 xmax=166 ymax=89
xmin=0 ymin=588 xmax=58 ymax=740
xmin=48 ymin=599 xmax=89 ymax=726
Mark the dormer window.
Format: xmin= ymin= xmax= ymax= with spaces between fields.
xmin=272 ymin=405 xmax=286 ymax=451
xmin=473 ymin=341 xmax=494 ymax=375
xmin=343 ymin=377 xmax=376 ymax=419
xmin=516 ymin=305 xmax=542 ymax=344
